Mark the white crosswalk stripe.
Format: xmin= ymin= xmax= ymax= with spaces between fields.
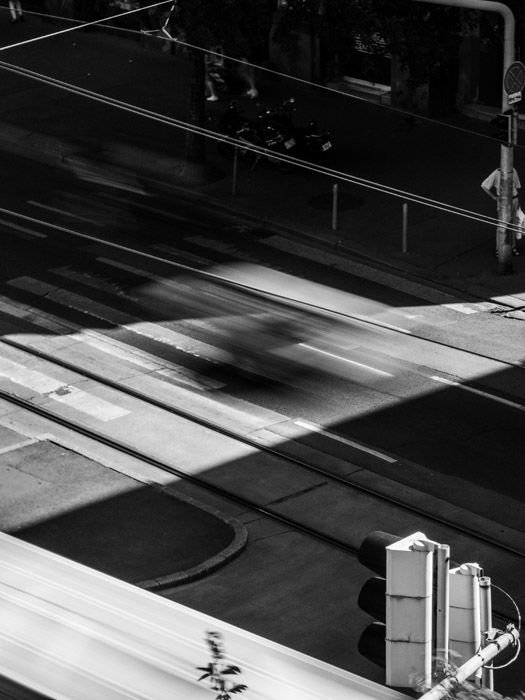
xmin=0 ymin=356 xmax=129 ymax=421
xmin=7 ymin=276 xmax=228 ymax=364
xmin=0 ymin=294 xmax=224 ymax=391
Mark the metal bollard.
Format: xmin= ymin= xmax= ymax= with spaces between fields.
xmin=331 ymin=183 xmax=339 ymax=231
xmin=402 ymin=202 xmax=408 ymax=253
xmin=232 ymin=147 xmax=238 ymax=196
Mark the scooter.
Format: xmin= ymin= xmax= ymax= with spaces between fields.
xmin=264 ymin=98 xmax=333 ymax=161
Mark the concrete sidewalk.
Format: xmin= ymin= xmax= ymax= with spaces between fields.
xmin=0 ymin=421 xmax=248 ymax=589
xmin=0 ymin=13 xmax=524 ymax=314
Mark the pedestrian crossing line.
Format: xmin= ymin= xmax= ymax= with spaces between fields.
xmin=96 ymin=257 xmax=191 ymax=289
xmin=185 ymin=235 xmax=267 ymax=265
xmin=443 ymin=302 xmax=498 ymax=314
xmin=28 ymin=200 xmax=94 ymax=224
xmin=51 ymin=266 xmax=128 ymax=297
xmin=0 ymin=437 xmax=40 ymax=456
xmin=0 ymin=356 xmax=129 ymax=421
xmin=6 ymin=276 xmax=228 ymax=366
xmin=53 ymin=265 xmax=245 ymax=335
xmin=261 ymin=235 xmax=493 ymax=313
xmin=0 ymin=294 xmax=225 ymax=392
xmin=0 ymin=216 xmax=47 ymax=239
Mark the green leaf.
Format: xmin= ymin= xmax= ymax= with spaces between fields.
xmin=230 ymin=684 xmax=248 ymax=694
xmin=222 ymin=665 xmax=241 ymax=675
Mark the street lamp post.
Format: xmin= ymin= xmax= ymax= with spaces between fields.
xmin=414 ymin=0 xmax=516 ymax=274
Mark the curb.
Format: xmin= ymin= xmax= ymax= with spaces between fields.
xmin=135 ymin=484 xmax=249 ymax=591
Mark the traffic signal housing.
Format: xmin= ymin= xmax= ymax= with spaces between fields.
xmin=490 ymin=109 xmax=513 ymax=142
xmin=357 ymin=531 xmax=436 ymax=690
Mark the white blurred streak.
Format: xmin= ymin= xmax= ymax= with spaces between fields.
xmin=0 ymin=532 xmax=410 ymax=700
xmin=135 ymin=264 xmax=390 ymax=382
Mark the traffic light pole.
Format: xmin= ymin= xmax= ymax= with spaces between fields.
xmin=413 ymin=0 xmax=516 ymax=274
xmin=497 ymin=119 xmax=516 ymax=274
xmin=419 ymin=626 xmax=519 ymax=700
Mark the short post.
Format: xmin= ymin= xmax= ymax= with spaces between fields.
xmin=232 ymin=146 xmax=238 ymax=196
xmin=331 ymin=183 xmax=339 ymax=231
xmin=402 ymin=202 xmax=408 ymax=253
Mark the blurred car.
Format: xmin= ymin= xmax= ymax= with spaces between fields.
xmin=136 ymin=263 xmax=387 ymax=383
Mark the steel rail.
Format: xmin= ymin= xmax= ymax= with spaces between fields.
xmin=0 ymin=336 xmax=523 ymax=560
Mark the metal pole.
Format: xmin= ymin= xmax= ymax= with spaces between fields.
xmin=232 ymin=146 xmax=238 ymax=197
xmin=497 ymin=140 xmax=514 ymax=274
xmin=419 ymin=626 xmax=519 ymax=700
xmin=402 ymin=202 xmax=408 ymax=253
xmin=331 ymin=183 xmax=338 ymax=231
xmin=479 ymin=577 xmax=494 ymax=690
xmin=435 ymin=544 xmax=450 ymax=669
xmin=413 ymin=0 xmax=516 ymax=274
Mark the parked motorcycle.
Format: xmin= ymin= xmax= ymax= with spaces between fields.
xmin=217 ymin=102 xmax=293 ymax=169
xmin=262 ymin=98 xmax=333 ymax=162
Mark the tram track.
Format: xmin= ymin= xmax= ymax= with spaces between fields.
xmin=0 ymin=334 xmax=523 ymax=561
xmin=1 ymin=203 xmax=525 ymax=374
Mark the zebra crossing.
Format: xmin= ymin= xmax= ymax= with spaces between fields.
xmin=0 ymin=221 xmax=509 ymax=427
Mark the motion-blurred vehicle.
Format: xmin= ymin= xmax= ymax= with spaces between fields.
xmin=137 ymin=263 xmax=340 ymax=382
xmin=136 ymin=263 xmax=386 ymax=383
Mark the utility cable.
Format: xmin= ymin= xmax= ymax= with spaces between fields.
xmin=0 ymin=1 xmax=521 ymax=149
xmin=0 ymin=0 xmax=172 ymax=52
xmin=0 ymin=57 xmax=521 ymax=236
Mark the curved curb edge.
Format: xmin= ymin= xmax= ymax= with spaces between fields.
xmin=135 ymin=485 xmax=249 ymax=591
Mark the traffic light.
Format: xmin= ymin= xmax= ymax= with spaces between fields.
xmin=357 ymin=531 xmax=436 ymax=690
xmin=490 ymin=109 xmax=513 ymax=142
xmin=449 ymin=563 xmax=483 ymax=678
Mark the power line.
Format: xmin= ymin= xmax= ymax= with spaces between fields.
xmin=0 ymin=0 xmax=172 ymax=53
xmin=0 ymin=56 xmax=517 ymax=235
xmin=0 ymin=1 xmax=519 ymax=149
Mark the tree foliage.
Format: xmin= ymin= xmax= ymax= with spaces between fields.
xmin=273 ymin=0 xmax=476 ymax=87
xmin=197 ymin=631 xmax=248 ymax=700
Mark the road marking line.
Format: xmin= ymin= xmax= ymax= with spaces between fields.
xmin=300 ymin=344 xmax=394 ymax=376
xmin=353 ymin=315 xmax=410 ymax=334
xmin=0 ymin=357 xmax=129 ymax=421
xmin=0 ymin=438 xmax=39 ymax=455
xmin=295 ymin=419 xmax=397 ymax=462
xmin=0 ymin=294 xmax=224 ymax=392
xmin=28 ymin=200 xmax=95 ymax=223
xmin=0 ymin=216 xmax=47 ymax=238
xmin=150 ymin=244 xmax=211 ymax=266
xmin=431 ymin=375 xmax=525 ymax=411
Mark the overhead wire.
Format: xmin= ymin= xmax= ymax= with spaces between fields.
xmin=0 ymin=2 xmax=522 ymax=235
xmin=0 ymin=0 xmax=173 ymax=52
xmin=0 ymin=55 xmax=520 ymax=236
xmin=2 ymin=1 xmax=519 ymax=149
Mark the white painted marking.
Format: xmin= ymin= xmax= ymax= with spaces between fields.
xmin=300 ymin=344 xmax=394 ymax=376
xmin=295 ymin=419 xmax=397 ymax=462
xmin=0 ymin=216 xmax=47 ymax=238
xmin=0 ymin=295 xmax=224 ymax=391
xmin=443 ymin=303 xmax=478 ymax=315
xmin=0 ymin=296 xmax=225 ymax=391
xmin=8 ymin=276 xmax=226 ymax=361
xmin=0 ymin=357 xmax=129 ymax=421
xmin=28 ymin=200 xmax=95 ymax=223
xmin=150 ymin=244 xmax=211 ymax=266
xmin=0 ymin=438 xmax=39 ymax=455
xmin=353 ymin=315 xmax=411 ymax=334
xmin=431 ymin=375 xmax=525 ymax=411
